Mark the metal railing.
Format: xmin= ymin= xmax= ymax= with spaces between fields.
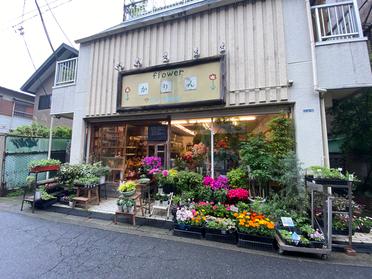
xmin=123 ymin=0 xmax=204 ymax=21
xmin=54 ymin=57 xmax=78 ymax=87
xmin=311 ymin=0 xmax=364 ymax=43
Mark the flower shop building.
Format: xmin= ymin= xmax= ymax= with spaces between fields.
xmin=50 ymin=0 xmax=372 ymax=180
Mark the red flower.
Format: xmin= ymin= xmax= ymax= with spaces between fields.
xmin=227 ymin=188 xmax=249 ymax=201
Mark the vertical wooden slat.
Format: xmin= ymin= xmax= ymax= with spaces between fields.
xmin=100 ymin=39 xmax=109 ymax=115
xmin=236 ymin=3 xmax=245 ymax=90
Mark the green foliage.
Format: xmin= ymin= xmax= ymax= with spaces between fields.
xmin=39 ymin=186 xmax=55 ymax=200
xmin=240 ymin=134 xmax=274 ymax=184
xmin=58 ymin=162 xmax=109 ymax=186
xmin=174 ymin=171 xmax=203 ymax=192
xmin=275 ymin=152 xmax=304 ymax=196
xmin=10 ymin=123 xmax=49 ymax=137
xmin=196 ymin=186 xmax=213 ymax=201
xmin=213 ymin=189 xmax=228 ymax=204
xmin=28 ymin=159 xmax=61 ymax=169
xmin=308 ymin=166 xmax=351 ymax=181
xmin=227 ymin=168 xmax=248 ymax=189
xmin=118 ymin=181 xmax=137 ymax=192
xmin=267 ymin=115 xmax=294 ymax=160
xmin=10 ymin=123 xmax=72 ymax=138
xmin=74 ymin=175 xmax=100 ymax=186
xmin=330 ymin=90 xmax=372 ymax=190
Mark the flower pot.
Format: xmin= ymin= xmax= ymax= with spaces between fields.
xmin=357 ymin=227 xmax=371 ymax=234
xmin=158 ymin=188 xmax=164 ymax=195
xmin=35 ymin=191 xmax=41 ymax=201
xmin=155 ymin=200 xmax=160 ymax=206
xmin=100 ymin=176 xmax=106 ymax=184
xmin=237 ymin=232 xmax=274 ymax=251
xmin=173 ymin=223 xmax=204 ymax=239
xmin=205 ymin=228 xmax=237 ymax=244
xmin=117 ymin=205 xmax=123 ymax=212
xmin=121 ymin=189 xmax=136 ymax=197
xmin=310 ymin=240 xmax=325 ymax=248
xmin=30 ymin=165 xmax=60 ymax=173
xmin=127 ymin=206 xmax=134 ymax=214
xmin=69 ymin=201 xmax=75 ymax=208
xmin=122 ymin=205 xmax=127 ymax=212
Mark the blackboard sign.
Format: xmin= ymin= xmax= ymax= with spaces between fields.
xmin=148 ymin=125 xmax=168 ymax=141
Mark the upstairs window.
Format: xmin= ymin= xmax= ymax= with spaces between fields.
xmin=0 ymin=97 xmax=13 ymax=116
xmin=14 ymin=100 xmax=33 ymax=118
xmin=38 ymin=95 xmax=51 ymax=110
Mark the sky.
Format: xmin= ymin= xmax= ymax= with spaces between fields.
xmin=0 ymin=0 xmax=123 ymax=92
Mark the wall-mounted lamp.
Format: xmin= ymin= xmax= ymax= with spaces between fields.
xmin=219 ymin=42 xmax=226 ymax=54
xmin=134 ymin=57 xmax=142 ymax=68
xmin=193 ymin=48 xmax=200 ymax=59
xmin=287 ymin=80 xmax=294 ymax=87
xmin=163 ymin=52 xmax=170 ymax=63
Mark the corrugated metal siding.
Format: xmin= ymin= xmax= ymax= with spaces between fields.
xmin=87 ymin=0 xmax=288 ymax=116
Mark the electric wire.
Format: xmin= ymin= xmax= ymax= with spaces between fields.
xmin=35 ymin=0 xmax=55 ymax=52
xmin=43 ymin=0 xmax=74 ymax=46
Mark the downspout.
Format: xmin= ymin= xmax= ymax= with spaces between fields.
xmin=305 ymin=0 xmax=330 ymax=168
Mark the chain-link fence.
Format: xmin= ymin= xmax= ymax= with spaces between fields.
xmin=1 ymin=135 xmax=70 ymax=191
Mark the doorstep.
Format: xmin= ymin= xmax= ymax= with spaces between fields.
xmin=48 ymin=202 xmax=174 ymax=230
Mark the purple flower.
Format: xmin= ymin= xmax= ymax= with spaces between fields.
xmin=212 ymin=175 xmax=229 ymax=190
xmin=203 ymin=176 xmax=214 ymax=187
xmin=142 ymin=156 xmax=162 ymax=169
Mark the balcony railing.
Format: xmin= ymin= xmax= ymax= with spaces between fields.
xmin=123 ymin=0 xmax=204 ymax=21
xmin=311 ymin=0 xmax=364 ymax=43
xmin=54 ymin=57 xmax=78 ymax=87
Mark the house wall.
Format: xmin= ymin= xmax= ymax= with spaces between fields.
xmin=33 ymin=74 xmax=72 ymax=127
xmin=86 ymin=0 xmax=289 ymax=117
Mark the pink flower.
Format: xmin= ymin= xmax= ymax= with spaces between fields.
xmin=162 ymin=170 xmax=169 ymax=177
xmin=227 ymin=188 xmax=249 ymax=201
xmin=149 ymin=168 xmax=160 ymax=175
xmin=203 ymin=176 xmax=214 ymax=187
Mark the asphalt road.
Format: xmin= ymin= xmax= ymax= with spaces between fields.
xmin=0 ymin=211 xmax=371 ymax=279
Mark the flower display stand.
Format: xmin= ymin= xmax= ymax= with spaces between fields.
xmin=205 ymin=229 xmax=237 ymax=244
xmin=173 ymin=224 xmax=204 ymax=239
xmin=237 ymin=233 xmax=274 ymax=251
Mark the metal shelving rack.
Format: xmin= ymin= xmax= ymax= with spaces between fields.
xmin=306 ymin=178 xmax=353 ymax=251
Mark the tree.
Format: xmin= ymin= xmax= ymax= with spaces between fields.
xmin=9 ymin=123 xmax=72 ymax=139
xmin=330 ymin=89 xmax=372 ymax=191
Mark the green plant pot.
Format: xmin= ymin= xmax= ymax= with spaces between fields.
xmin=121 ymin=189 xmax=136 ymax=197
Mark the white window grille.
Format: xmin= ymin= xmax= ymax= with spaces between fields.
xmin=54 ymin=57 xmax=78 ymax=87
xmin=311 ymin=0 xmax=364 ymax=43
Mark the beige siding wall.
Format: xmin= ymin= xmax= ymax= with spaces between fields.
xmin=87 ymin=0 xmax=288 ymax=116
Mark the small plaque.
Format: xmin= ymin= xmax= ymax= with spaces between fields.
xmin=160 ymin=80 xmax=172 ymax=93
xmin=138 ymin=83 xmax=149 ymax=96
xmin=281 ymin=217 xmax=295 ymax=227
xmin=148 ymin=125 xmax=168 ymax=141
xmin=184 ymin=76 xmax=197 ymax=91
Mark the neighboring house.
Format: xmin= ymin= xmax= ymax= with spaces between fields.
xmin=21 ymin=43 xmax=78 ymax=127
xmin=0 ymin=86 xmax=34 ymax=133
xmin=51 ymin=0 xmax=372 ymax=180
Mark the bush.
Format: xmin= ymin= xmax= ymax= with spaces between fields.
xmin=10 ymin=123 xmax=72 ymax=138
xmin=227 ymin=168 xmax=248 ymax=189
xmin=174 ymin=171 xmax=203 ymax=193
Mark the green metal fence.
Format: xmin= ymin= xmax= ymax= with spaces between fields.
xmin=2 ymin=136 xmax=70 ymax=190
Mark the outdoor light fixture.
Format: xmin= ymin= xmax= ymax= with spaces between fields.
xmin=114 ymin=63 xmax=124 ymax=72
xmin=219 ymin=42 xmax=226 ymax=54
xmin=170 ymin=116 xmax=256 ymax=125
xmin=193 ymin=48 xmax=200 ymax=59
xmin=162 ymin=52 xmax=170 ymax=63
xmin=134 ymin=57 xmax=142 ymax=68
xmin=174 ymin=124 xmax=195 ymax=136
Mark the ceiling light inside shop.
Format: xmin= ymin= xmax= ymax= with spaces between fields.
xmin=174 ymin=124 xmax=195 ymax=136
xmin=171 ymin=116 xmax=256 ymax=125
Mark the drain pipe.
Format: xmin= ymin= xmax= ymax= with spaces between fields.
xmin=305 ymin=0 xmax=329 ymax=168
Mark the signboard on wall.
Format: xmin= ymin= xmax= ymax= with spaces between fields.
xmin=117 ymin=56 xmax=225 ymax=110
xmin=148 ymin=125 xmax=168 ymax=141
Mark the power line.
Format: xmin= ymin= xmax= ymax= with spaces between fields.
xmin=35 ymin=0 xmax=55 ymax=52
xmin=43 ymin=0 xmax=74 ymax=46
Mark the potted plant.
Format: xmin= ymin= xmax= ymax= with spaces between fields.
xmin=74 ymin=175 xmax=100 ymax=187
xmin=117 ymin=199 xmax=124 ymax=212
xmin=92 ymin=162 xmax=110 ymax=184
xmin=154 ymin=193 xmax=161 ymax=206
xmin=235 ymin=211 xmax=275 ymax=249
xmin=306 ymin=166 xmax=355 ymax=185
xmin=173 ymin=207 xmax=204 ymax=239
xmin=126 ymin=199 xmax=136 ymax=214
xmin=118 ymin=181 xmax=137 ymax=197
xmin=277 ymin=229 xmax=311 ymax=247
xmin=34 ymin=186 xmax=57 ymax=209
xmin=204 ymin=216 xmax=237 ymax=244
xmin=354 ymin=216 xmax=372 ymax=234
xmin=28 ymin=159 xmax=61 ymax=173
xmin=299 ymin=224 xmax=325 ymax=248
xmin=68 ymin=195 xmax=76 ymax=208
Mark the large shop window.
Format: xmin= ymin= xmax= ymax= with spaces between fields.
xmin=90 ymin=114 xmax=281 ymax=181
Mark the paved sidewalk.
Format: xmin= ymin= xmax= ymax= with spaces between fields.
xmin=1 ymin=196 xmax=371 ymax=268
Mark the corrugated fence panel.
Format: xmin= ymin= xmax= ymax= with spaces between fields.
xmin=87 ymin=0 xmax=288 ymax=116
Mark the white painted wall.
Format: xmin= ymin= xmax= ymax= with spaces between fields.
xmin=283 ymin=0 xmax=324 ymax=168
xmin=0 ymin=115 xmax=32 ymax=133
xmin=69 ymin=44 xmax=92 ymax=163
